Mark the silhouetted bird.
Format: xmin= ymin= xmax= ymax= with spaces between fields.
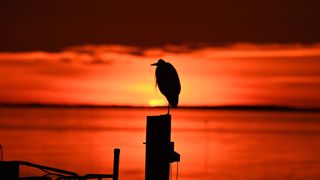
xmin=151 ymin=59 xmax=181 ymax=114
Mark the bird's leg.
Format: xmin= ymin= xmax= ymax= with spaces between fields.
xmin=167 ymin=104 xmax=170 ymax=115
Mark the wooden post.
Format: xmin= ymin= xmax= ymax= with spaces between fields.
xmin=145 ymin=114 xmax=172 ymax=180
xmin=113 ymin=148 xmax=120 ymax=180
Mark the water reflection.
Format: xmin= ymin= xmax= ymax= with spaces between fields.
xmin=0 ymin=107 xmax=320 ymax=179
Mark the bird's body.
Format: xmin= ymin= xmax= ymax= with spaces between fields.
xmin=151 ymin=59 xmax=181 ymax=114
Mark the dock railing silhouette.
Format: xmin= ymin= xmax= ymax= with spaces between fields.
xmin=0 ymin=148 xmax=120 ymax=180
xmin=0 ymin=145 xmax=3 ymax=161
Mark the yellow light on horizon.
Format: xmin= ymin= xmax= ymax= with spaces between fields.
xmin=148 ymin=99 xmax=166 ymax=107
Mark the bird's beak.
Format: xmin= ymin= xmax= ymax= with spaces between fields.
xmin=151 ymin=62 xmax=158 ymax=66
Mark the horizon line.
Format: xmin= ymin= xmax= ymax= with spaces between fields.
xmin=0 ymin=103 xmax=319 ymax=112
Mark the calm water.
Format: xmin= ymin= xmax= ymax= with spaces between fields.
xmin=0 ymin=107 xmax=320 ymax=179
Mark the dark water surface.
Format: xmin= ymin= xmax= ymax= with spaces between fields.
xmin=0 ymin=107 xmax=320 ymax=179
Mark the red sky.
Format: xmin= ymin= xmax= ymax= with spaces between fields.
xmin=1 ymin=43 xmax=320 ymax=107
xmin=1 ymin=1 xmax=320 ymax=107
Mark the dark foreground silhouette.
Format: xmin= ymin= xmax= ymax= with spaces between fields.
xmin=0 ymin=149 xmax=120 ymax=180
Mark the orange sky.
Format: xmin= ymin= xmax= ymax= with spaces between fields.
xmin=1 ymin=43 xmax=320 ymax=108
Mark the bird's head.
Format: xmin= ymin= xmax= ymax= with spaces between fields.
xmin=151 ymin=59 xmax=166 ymax=66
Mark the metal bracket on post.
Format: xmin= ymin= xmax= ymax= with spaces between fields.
xmin=145 ymin=114 xmax=180 ymax=180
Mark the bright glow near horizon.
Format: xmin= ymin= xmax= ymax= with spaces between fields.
xmin=1 ymin=43 xmax=320 ymax=108
xmin=148 ymin=99 xmax=166 ymax=107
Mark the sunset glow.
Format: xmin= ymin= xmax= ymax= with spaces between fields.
xmin=148 ymin=99 xmax=166 ymax=107
xmin=1 ymin=1 xmax=320 ymax=179
xmin=1 ymin=43 xmax=320 ymax=108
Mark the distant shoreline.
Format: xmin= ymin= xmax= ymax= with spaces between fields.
xmin=0 ymin=103 xmax=318 ymax=112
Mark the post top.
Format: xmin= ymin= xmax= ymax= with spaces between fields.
xmin=147 ymin=114 xmax=171 ymax=119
